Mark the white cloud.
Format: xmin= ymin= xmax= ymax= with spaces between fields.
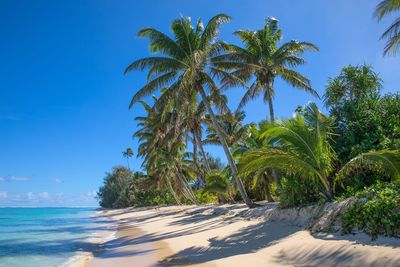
xmin=53 ymin=178 xmax=62 ymax=183
xmin=10 ymin=176 xmax=29 ymax=181
xmin=0 ymin=191 xmax=98 ymax=207
xmin=39 ymin=192 xmax=50 ymax=199
xmin=27 ymin=192 xmax=36 ymax=200
xmin=0 ymin=191 xmax=8 ymax=198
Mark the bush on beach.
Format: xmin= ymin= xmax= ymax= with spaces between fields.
xmin=341 ymin=182 xmax=400 ymax=239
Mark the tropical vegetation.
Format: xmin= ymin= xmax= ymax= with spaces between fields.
xmin=97 ymin=7 xmax=400 ymax=238
xmin=341 ymin=182 xmax=400 ymax=239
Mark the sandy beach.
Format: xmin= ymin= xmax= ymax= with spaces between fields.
xmin=83 ymin=204 xmax=400 ymax=267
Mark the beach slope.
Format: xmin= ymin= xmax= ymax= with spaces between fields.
xmin=85 ymin=204 xmax=400 ymax=267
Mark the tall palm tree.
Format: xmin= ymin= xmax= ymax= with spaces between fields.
xmin=122 ymin=148 xmax=134 ymax=170
xmin=239 ymin=103 xmax=400 ymax=197
xmin=125 ymin=14 xmax=254 ymax=207
xmin=214 ymin=17 xmax=319 ymax=123
xmin=375 ymin=0 xmax=400 ymax=55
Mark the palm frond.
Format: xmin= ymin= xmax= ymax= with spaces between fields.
xmin=381 ymin=17 xmax=400 ymax=55
xmin=138 ymin=28 xmax=186 ymax=58
xmin=239 ymin=147 xmax=327 ymax=189
xmin=200 ymin=14 xmax=231 ymax=49
xmin=338 ymin=150 xmax=400 ymax=181
xmin=279 ymin=68 xmax=320 ymax=98
xmin=374 ymin=0 xmax=400 ymax=21
xmin=129 ymin=71 xmax=177 ymax=108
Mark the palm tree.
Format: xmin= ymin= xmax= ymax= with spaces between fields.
xmin=179 ymin=90 xmax=228 ymax=175
xmin=151 ymin=145 xmax=199 ymax=205
xmin=122 ymin=148 xmax=134 ymax=170
xmin=233 ymin=122 xmax=276 ymax=202
xmin=213 ymin=17 xmax=319 ymax=123
xmin=125 ymin=14 xmax=254 ymax=207
xmin=134 ymin=97 xmax=199 ymax=204
xmin=375 ymin=0 xmax=400 ymax=55
xmin=204 ymin=111 xmax=250 ymax=147
xmin=239 ymin=102 xmax=400 ymax=197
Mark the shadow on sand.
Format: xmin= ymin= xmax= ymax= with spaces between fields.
xmin=159 ymin=221 xmax=299 ymax=266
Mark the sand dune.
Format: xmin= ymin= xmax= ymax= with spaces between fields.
xmin=85 ymin=204 xmax=400 ymax=267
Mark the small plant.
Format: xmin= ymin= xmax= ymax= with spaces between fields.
xmin=341 ymin=182 xmax=400 ymax=239
xmin=278 ymin=175 xmax=324 ymax=208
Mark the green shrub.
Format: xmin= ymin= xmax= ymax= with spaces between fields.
xmin=135 ymin=190 xmax=176 ymax=207
xmin=195 ymin=189 xmax=218 ymax=204
xmin=204 ymin=171 xmax=229 ymax=193
xmin=279 ymin=175 xmax=324 ymax=208
xmin=97 ymin=166 xmax=136 ymax=208
xmin=335 ymin=167 xmax=391 ymax=194
xmin=341 ymin=182 xmax=400 ymax=239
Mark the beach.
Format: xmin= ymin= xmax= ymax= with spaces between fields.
xmin=84 ymin=204 xmax=400 ymax=267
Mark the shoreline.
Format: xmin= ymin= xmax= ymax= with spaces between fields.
xmin=83 ymin=208 xmax=176 ymax=267
xmin=67 ymin=210 xmax=118 ymax=267
xmin=82 ymin=204 xmax=400 ymax=267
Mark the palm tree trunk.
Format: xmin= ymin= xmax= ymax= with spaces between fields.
xmin=176 ymin=166 xmax=198 ymax=205
xmin=192 ymin=134 xmax=198 ymax=164
xmin=267 ymin=96 xmax=275 ymax=123
xmin=265 ymin=83 xmax=282 ymax=190
xmin=167 ymin=177 xmax=181 ymax=205
xmin=263 ymin=172 xmax=275 ymax=202
xmin=265 ymin=82 xmax=275 ymax=123
xmin=191 ymin=134 xmax=204 ymax=187
xmin=198 ymin=85 xmax=254 ymax=208
xmin=194 ymin=129 xmax=211 ymax=172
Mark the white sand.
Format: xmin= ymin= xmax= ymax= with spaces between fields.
xmin=85 ymin=204 xmax=400 ymax=267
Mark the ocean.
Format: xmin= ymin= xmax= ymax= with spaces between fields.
xmin=0 ymin=207 xmax=114 ymax=267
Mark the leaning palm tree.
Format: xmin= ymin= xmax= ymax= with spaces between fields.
xmin=122 ymin=148 xmax=134 ymax=170
xmin=239 ymin=102 xmax=400 ymax=197
xmin=214 ymin=17 xmax=319 ymax=122
xmin=375 ymin=0 xmax=400 ymax=55
xmin=134 ymin=97 xmax=199 ymax=204
xmin=125 ymin=14 xmax=254 ymax=207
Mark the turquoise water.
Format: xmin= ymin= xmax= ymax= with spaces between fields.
xmin=0 ymin=208 xmax=111 ymax=267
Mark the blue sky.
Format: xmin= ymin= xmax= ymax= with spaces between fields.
xmin=0 ymin=0 xmax=398 ymax=207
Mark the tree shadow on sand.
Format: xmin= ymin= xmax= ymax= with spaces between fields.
xmin=312 ymin=232 xmax=400 ymax=248
xmin=272 ymin=241 xmax=400 ymax=267
xmin=159 ymin=221 xmax=299 ymax=266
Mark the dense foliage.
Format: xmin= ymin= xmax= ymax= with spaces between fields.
xmin=325 ymin=65 xmax=400 ymax=164
xmin=341 ymin=182 xmax=400 ymax=239
xmin=97 ymin=166 xmax=136 ymax=208
xmin=97 ymin=166 xmax=179 ymax=208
